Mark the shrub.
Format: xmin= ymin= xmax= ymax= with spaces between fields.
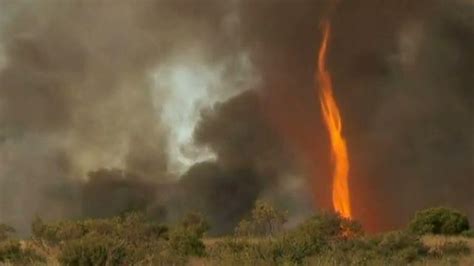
xmin=302 ymin=231 xmax=428 ymax=265
xmin=163 ymin=213 xmax=210 ymax=258
xmin=168 ymin=227 xmax=206 ymax=257
xmin=58 ymin=235 xmax=126 ymax=266
xmin=0 ymin=240 xmax=21 ymax=262
xmin=234 ymin=219 xmax=253 ymax=237
xmin=207 ymin=237 xmax=276 ymax=265
xmin=32 ymin=217 xmax=89 ymax=245
xmin=34 ymin=212 xmax=170 ymax=264
xmin=269 ymin=212 xmax=363 ymax=264
xmin=180 ymin=212 xmax=210 ymax=238
xmin=461 ymin=229 xmax=474 ymax=238
xmin=409 ymin=207 xmax=470 ymax=235
xmin=235 ymin=200 xmax=288 ymax=237
xmin=292 ymin=211 xmax=363 ymax=241
xmin=375 ymin=231 xmax=428 ymax=263
xmin=32 ymin=212 xmax=168 ymax=246
xmin=0 ymin=239 xmax=45 ymax=264
xmin=210 ymin=213 xmax=366 ymax=266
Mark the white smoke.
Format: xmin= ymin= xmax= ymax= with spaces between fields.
xmin=153 ymin=50 xmax=258 ymax=175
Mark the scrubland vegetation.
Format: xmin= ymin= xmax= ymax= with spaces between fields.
xmin=0 ymin=203 xmax=472 ymax=265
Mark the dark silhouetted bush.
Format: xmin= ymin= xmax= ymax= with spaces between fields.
xmin=409 ymin=207 xmax=470 ymax=235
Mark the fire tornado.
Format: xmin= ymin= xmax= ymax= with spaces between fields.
xmin=316 ymin=20 xmax=352 ymax=219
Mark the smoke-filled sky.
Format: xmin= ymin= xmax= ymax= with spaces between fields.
xmin=0 ymin=0 xmax=472 ymax=234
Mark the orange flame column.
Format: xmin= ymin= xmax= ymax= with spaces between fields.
xmin=316 ymin=21 xmax=352 ymax=219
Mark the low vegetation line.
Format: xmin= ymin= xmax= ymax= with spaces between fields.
xmin=0 ymin=203 xmax=472 ymax=265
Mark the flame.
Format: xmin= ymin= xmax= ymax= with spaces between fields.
xmin=316 ymin=21 xmax=352 ymax=219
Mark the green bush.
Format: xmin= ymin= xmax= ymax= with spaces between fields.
xmin=58 ymin=235 xmax=126 ymax=266
xmin=0 ymin=240 xmax=21 ymax=262
xmin=164 ymin=213 xmax=210 ymax=258
xmin=296 ymin=211 xmax=363 ymax=239
xmin=213 ymin=212 xmax=364 ymax=265
xmin=17 ymin=207 xmax=474 ymax=264
xmin=33 ymin=212 xmax=170 ymax=264
xmin=375 ymin=231 xmax=428 ymax=263
xmin=461 ymin=229 xmax=474 ymax=238
xmin=409 ymin=207 xmax=470 ymax=235
xmin=168 ymin=227 xmax=206 ymax=257
xmin=235 ymin=200 xmax=287 ymax=237
xmin=207 ymin=237 xmax=276 ymax=265
xmin=271 ymin=212 xmax=362 ymax=264
xmin=32 ymin=216 xmax=88 ymax=245
xmin=32 ymin=212 xmax=168 ymax=246
xmin=301 ymin=231 xmax=428 ymax=265
xmin=0 ymin=239 xmax=45 ymax=264
xmin=180 ymin=212 xmax=210 ymax=238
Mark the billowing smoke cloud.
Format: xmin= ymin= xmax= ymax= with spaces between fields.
xmin=0 ymin=0 xmax=472 ymax=234
xmin=81 ymin=169 xmax=165 ymax=219
xmin=175 ymin=90 xmax=311 ymax=233
xmin=0 ymin=0 xmax=249 ymax=233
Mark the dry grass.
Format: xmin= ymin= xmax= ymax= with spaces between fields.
xmin=417 ymin=235 xmax=474 ymax=266
xmin=423 ymin=235 xmax=474 ymax=249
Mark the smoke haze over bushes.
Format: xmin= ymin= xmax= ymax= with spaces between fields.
xmin=0 ymin=0 xmax=472 ymax=234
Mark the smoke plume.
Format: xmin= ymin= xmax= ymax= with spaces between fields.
xmin=0 ymin=0 xmax=246 ymax=233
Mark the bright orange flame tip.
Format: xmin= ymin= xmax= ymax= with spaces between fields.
xmin=316 ymin=20 xmax=352 ymax=219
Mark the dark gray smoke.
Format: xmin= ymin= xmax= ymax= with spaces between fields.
xmin=176 ymin=90 xmax=309 ymax=234
xmin=0 ymin=0 xmax=472 ymax=234
xmin=0 ymin=0 xmax=242 ymax=233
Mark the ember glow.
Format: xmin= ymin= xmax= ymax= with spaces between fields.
xmin=316 ymin=21 xmax=352 ymax=219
